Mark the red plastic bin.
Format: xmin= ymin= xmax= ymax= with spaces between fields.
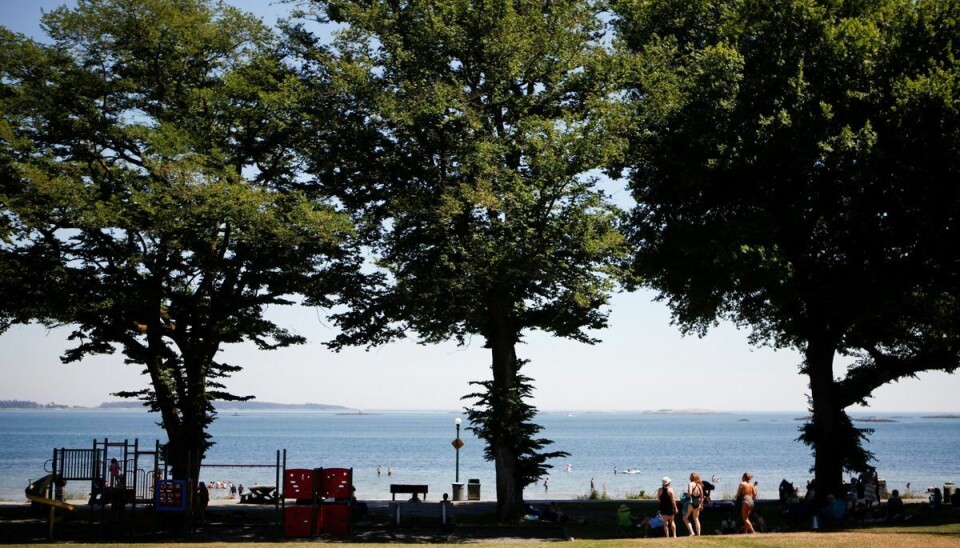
xmin=320 ymin=503 xmax=350 ymax=535
xmin=283 ymin=469 xmax=315 ymax=499
xmin=321 ymin=468 xmax=352 ymax=499
xmin=282 ymin=505 xmax=317 ymax=538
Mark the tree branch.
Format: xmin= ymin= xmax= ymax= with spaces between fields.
xmin=837 ymin=344 xmax=960 ymax=408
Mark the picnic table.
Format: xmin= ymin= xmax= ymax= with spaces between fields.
xmin=239 ymin=485 xmax=278 ymax=504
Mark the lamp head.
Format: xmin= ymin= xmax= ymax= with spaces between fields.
xmin=455 ymin=418 xmax=462 ymax=426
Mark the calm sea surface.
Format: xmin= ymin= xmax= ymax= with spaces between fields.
xmin=0 ymin=409 xmax=957 ymax=502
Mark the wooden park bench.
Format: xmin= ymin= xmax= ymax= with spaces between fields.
xmin=390 ymin=483 xmax=428 ymax=501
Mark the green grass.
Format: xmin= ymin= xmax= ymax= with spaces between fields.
xmin=9 ymin=523 xmax=960 ymax=548
xmin=538 ymin=498 xmax=960 ymax=542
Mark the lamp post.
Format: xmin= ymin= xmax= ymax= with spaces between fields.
xmin=454 ymin=418 xmax=462 ymax=482
xmin=452 ymin=417 xmax=464 ymax=500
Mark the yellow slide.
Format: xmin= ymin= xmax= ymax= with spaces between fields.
xmin=25 ymin=475 xmax=76 ymax=512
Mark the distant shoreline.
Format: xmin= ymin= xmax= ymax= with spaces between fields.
xmin=2 ymin=402 xmax=957 ymax=416
xmin=0 ymin=400 xmax=353 ymax=412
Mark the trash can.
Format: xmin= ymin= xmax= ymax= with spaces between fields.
xmin=945 ymin=483 xmax=955 ymax=504
xmin=451 ymin=482 xmax=465 ymax=501
xmin=467 ymin=478 xmax=480 ymax=500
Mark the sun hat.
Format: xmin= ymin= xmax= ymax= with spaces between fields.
xmin=618 ymin=504 xmax=629 ymax=512
xmin=662 ymin=476 xmax=671 ymax=486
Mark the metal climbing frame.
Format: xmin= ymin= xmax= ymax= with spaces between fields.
xmin=49 ymin=438 xmax=165 ymax=507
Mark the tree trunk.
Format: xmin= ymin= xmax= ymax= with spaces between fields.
xmin=162 ymin=413 xmax=205 ymax=481
xmin=805 ymin=336 xmax=845 ymax=505
xmin=488 ymin=315 xmax=524 ymax=522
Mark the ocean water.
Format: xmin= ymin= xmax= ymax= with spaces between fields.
xmin=0 ymin=409 xmax=957 ymax=502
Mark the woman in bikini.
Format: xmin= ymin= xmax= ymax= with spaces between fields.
xmin=657 ymin=476 xmax=678 ymax=537
xmin=736 ymin=472 xmax=758 ymax=533
xmin=683 ymin=472 xmax=704 ymax=535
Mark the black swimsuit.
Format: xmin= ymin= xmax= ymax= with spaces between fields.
xmin=659 ymin=487 xmax=675 ymax=516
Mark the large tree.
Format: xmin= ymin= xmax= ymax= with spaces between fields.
xmin=612 ymin=0 xmax=960 ymax=501
xmin=0 ymin=0 xmax=357 ymax=479
xmin=295 ymin=0 xmax=627 ymax=520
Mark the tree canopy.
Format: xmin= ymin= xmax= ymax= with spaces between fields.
xmin=0 ymin=0 xmax=358 ymax=478
xmin=296 ymin=0 xmax=627 ymax=520
xmin=612 ymin=0 xmax=960 ymax=500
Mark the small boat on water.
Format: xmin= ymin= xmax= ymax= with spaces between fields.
xmin=621 ymin=468 xmax=641 ymax=475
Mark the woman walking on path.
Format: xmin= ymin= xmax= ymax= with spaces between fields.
xmin=736 ymin=472 xmax=758 ymax=533
xmin=657 ymin=476 xmax=679 ymax=537
xmin=683 ymin=472 xmax=704 ymax=535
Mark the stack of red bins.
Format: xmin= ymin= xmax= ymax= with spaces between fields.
xmin=282 ymin=467 xmax=353 ymax=537
xmin=319 ymin=468 xmax=352 ymax=535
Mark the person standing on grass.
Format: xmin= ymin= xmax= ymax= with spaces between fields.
xmin=657 ymin=476 xmax=679 ymax=537
xmin=736 ymin=472 xmax=758 ymax=533
xmin=684 ymin=472 xmax=704 ymax=536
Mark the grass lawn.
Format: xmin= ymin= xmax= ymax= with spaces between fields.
xmin=6 ymin=524 xmax=959 ymax=547
xmin=3 ymin=498 xmax=957 ymax=547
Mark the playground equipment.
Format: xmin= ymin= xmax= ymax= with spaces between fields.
xmin=47 ymin=438 xmax=163 ymax=507
xmin=29 ymin=438 xmax=164 ymax=538
xmin=24 ymin=474 xmax=75 ymax=539
xmin=281 ymin=464 xmax=354 ymax=537
xmin=25 ymin=474 xmax=74 ymax=510
xmin=30 ymin=441 xmax=358 ymax=540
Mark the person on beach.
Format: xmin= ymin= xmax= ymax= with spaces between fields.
xmin=196 ymin=481 xmax=210 ymax=524
xmin=735 ymin=472 xmax=758 ymax=533
xmin=683 ymin=472 xmax=704 ymax=535
xmin=657 ymin=476 xmax=678 ymax=537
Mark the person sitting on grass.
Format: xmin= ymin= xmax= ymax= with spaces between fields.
xmin=886 ymin=489 xmax=905 ymax=522
xmin=720 ymin=514 xmax=737 ymax=534
xmin=819 ymin=494 xmax=847 ymax=526
xmin=636 ymin=513 xmax=664 ymax=538
xmin=617 ymin=504 xmax=635 ymax=532
xmin=541 ymin=502 xmax=568 ymax=523
xmin=919 ymin=487 xmax=942 ymax=517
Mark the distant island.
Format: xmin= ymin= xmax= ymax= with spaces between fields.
xmin=0 ymin=400 xmax=351 ymax=411
xmin=643 ymin=408 xmax=725 ymax=415
xmin=796 ymin=415 xmax=900 ymax=423
xmin=0 ymin=400 xmax=77 ymax=409
xmin=852 ymin=416 xmax=897 ymax=423
xmin=99 ymin=401 xmax=352 ymax=411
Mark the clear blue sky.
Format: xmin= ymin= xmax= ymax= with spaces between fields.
xmin=1 ymin=0 xmax=957 ymax=413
